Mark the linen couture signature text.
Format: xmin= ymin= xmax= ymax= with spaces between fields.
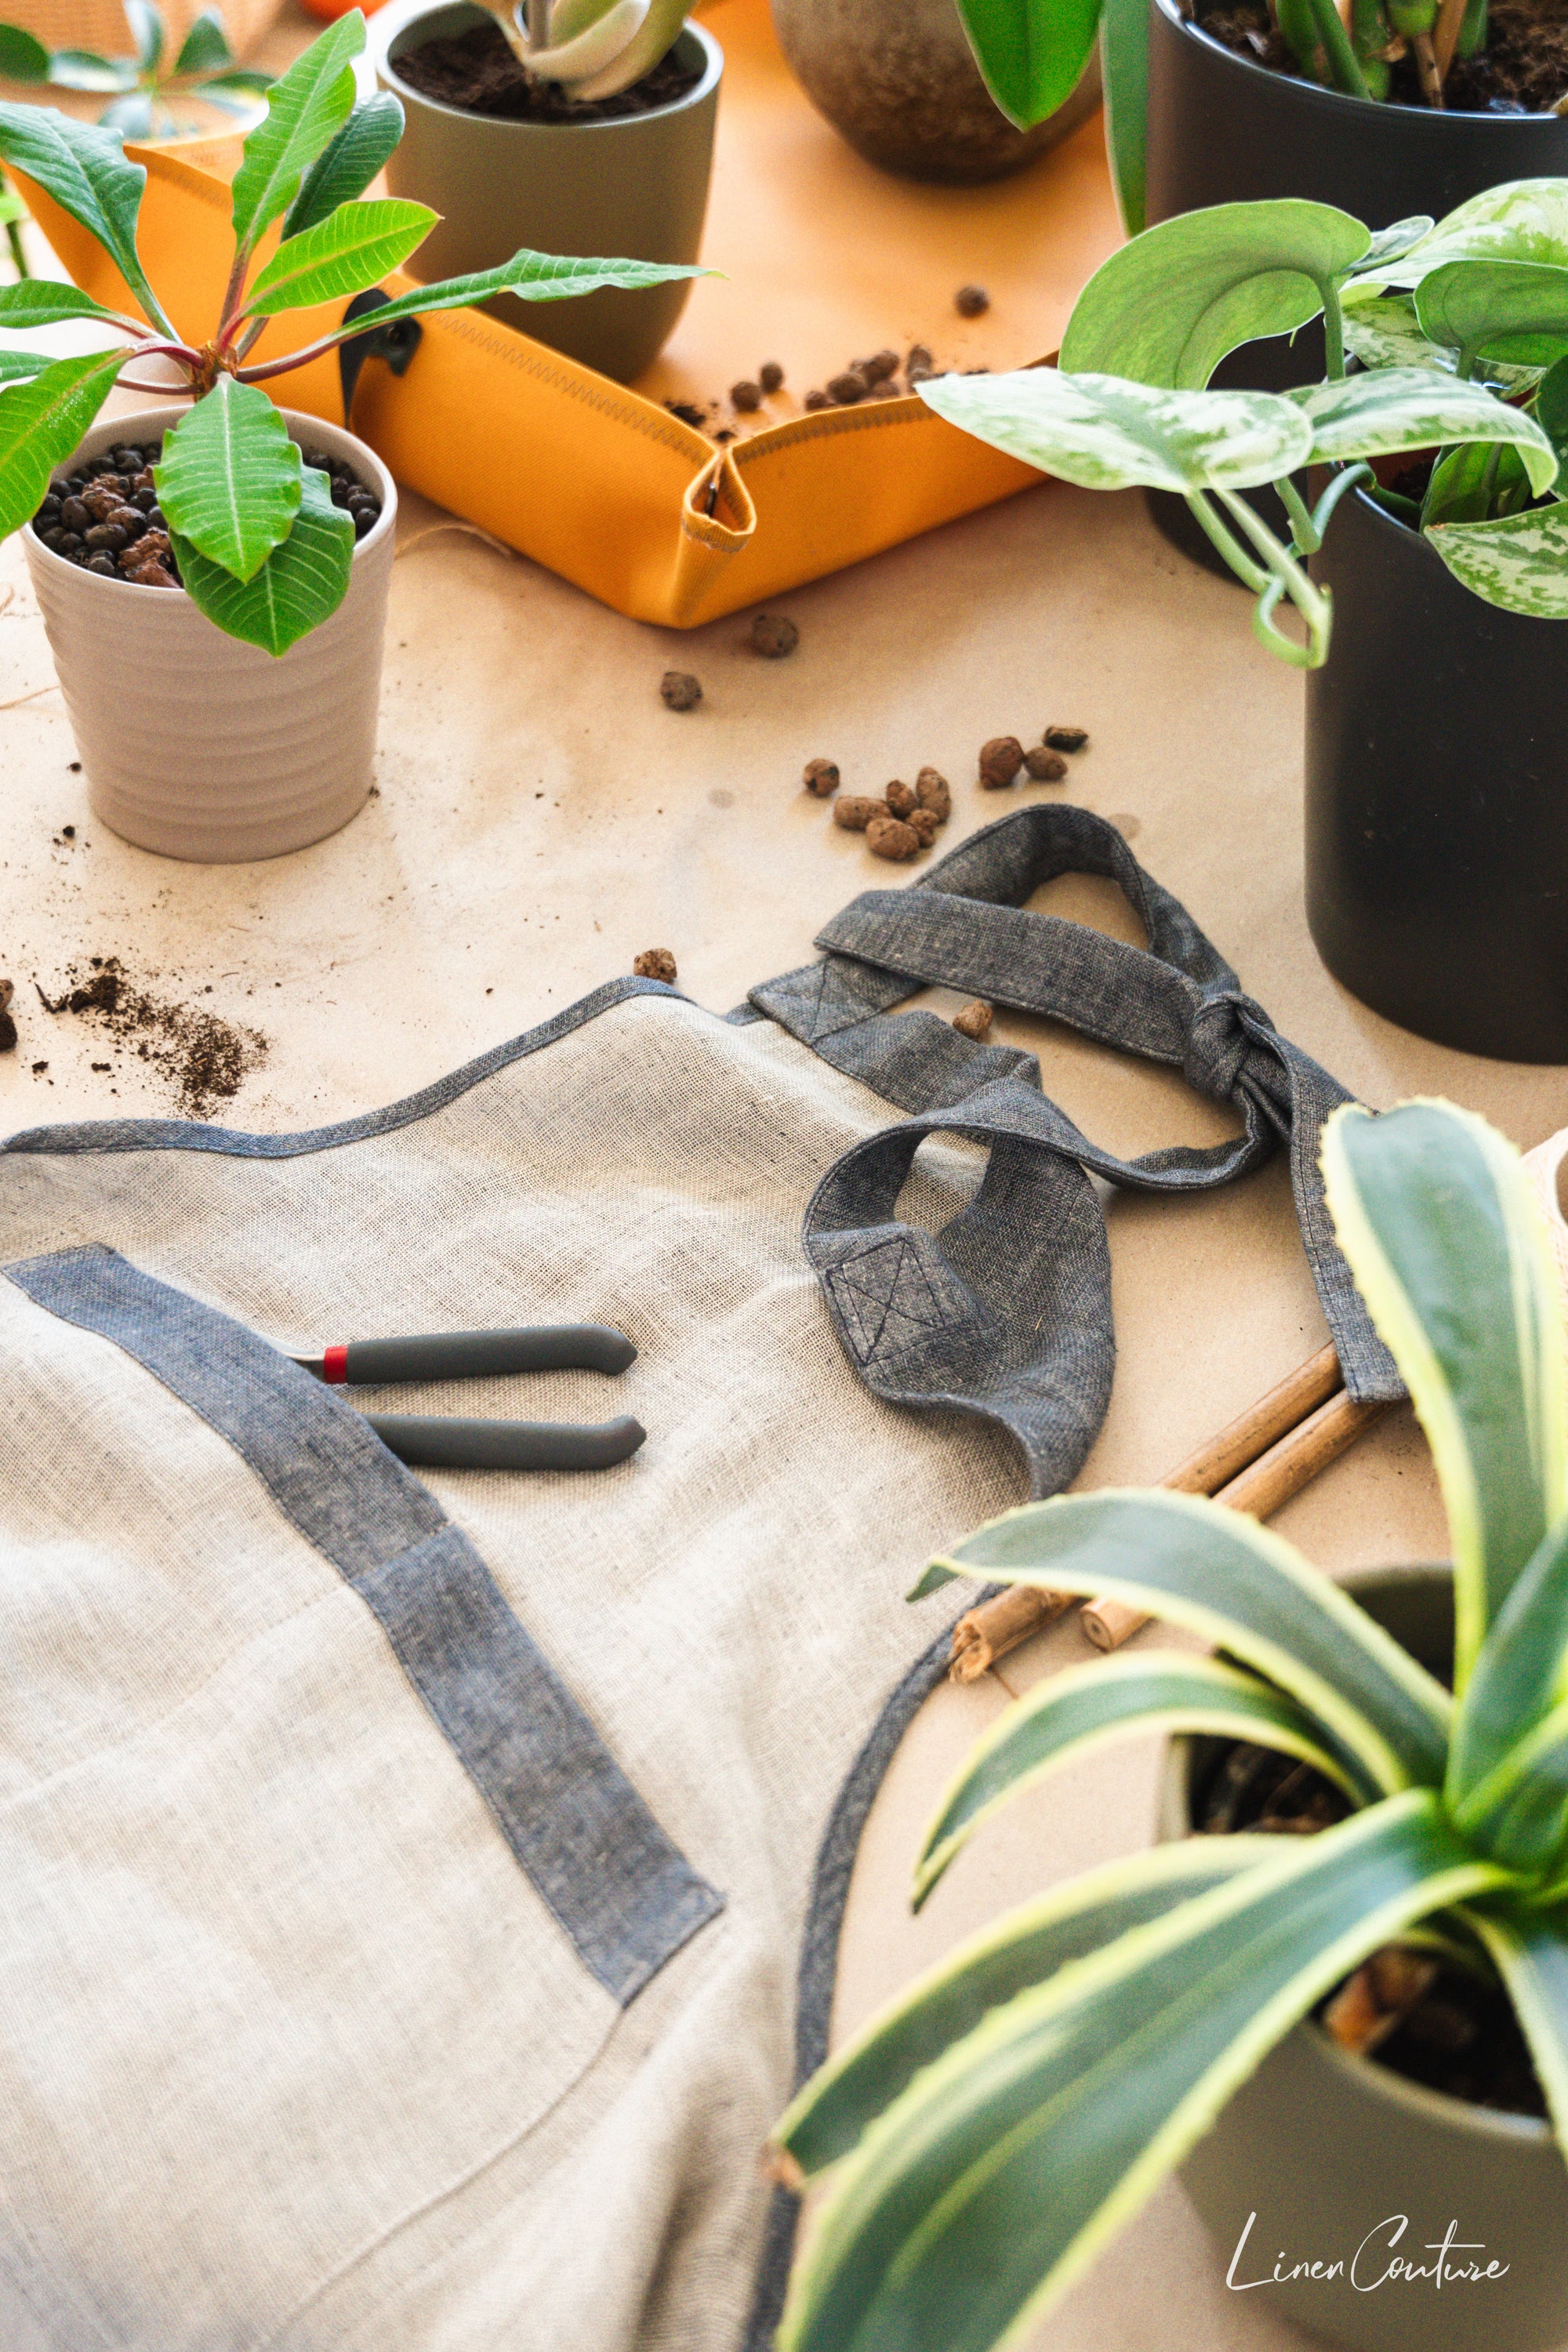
xmin=1227 ymin=2209 xmax=1512 ymax=2292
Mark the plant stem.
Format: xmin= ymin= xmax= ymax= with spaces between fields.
xmin=1412 ymin=27 xmax=1444 ymax=100
xmin=1433 ymin=0 xmax=1468 ymax=76
xmin=1321 ymin=278 xmax=1347 ymax=380
xmin=1279 ymin=474 xmax=1320 ymax=550
xmin=1215 ymin=485 xmax=1335 ymax=666
xmin=1309 ymin=461 xmax=1374 ymax=543
xmin=1479 ymin=439 xmax=1504 ymax=515
xmin=1182 ymin=489 xmax=1272 ymax=590
xmin=1304 ymin=0 xmax=1374 ymax=94
xmin=216 ymin=243 xmax=252 ymax=346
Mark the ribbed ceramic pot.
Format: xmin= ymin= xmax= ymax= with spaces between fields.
xmin=1163 ymin=1565 xmax=1568 ymax=2352
xmin=374 ymin=5 xmax=720 ymax=383
xmin=770 ymin=0 xmax=1100 ymax=183
xmin=24 ymin=405 xmax=396 ymax=865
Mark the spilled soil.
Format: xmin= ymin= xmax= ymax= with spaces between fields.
xmin=36 ymin=957 xmax=268 ymax=1120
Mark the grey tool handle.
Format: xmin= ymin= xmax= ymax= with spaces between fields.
xmin=339 ymin=1324 xmax=635 ymax=1385
xmin=365 ymin=1414 xmax=646 ymax=1472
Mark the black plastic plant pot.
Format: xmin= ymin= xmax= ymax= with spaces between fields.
xmin=1142 ymin=0 xmax=1568 ymax=571
xmin=1164 ymin=1566 xmax=1568 ymax=2352
xmin=1305 ymin=486 xmax=1568 ymax=1062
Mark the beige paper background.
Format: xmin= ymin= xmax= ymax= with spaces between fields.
xmin=2 ymin=9 xmax=1566 ymax=2339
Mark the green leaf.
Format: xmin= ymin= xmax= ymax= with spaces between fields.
xmin=778 ymin=1793 xmax=1508 ymax=2352
xmin=1288 ymin=367 xmax=1558 ymax=492
xmin=1322 ymin=1101 xmax=1568 ymax=1689
xmin=46 ymin=50 xmax=136 ymax=91
xmin=913 ymin=1654 xmax=1365 ymax=1907
xmin=0 ymin=346 xmax=48 ymax=379
xmin=0 ymin=343 xmax=123 ymax=539
xmin=1454 ymin=1519 xmax=1568 ymax=1822
xmin=122 ymin=0 xmax=163 ymax=74
xmin=1355 ymin=215 xmax=1435 ymax=272
xmin=307 ymin=245 xmax=711 ymax=336
xmin=1427 ymin=500 xmax=1568 ymax=615
xmin=169 ymin=460 xmax=353 ymax=655
xmin=916 ymin=368 xmax=1312 ymax=494
xmin=1535 ymin=347 xmax=1568 ymax=487
xmin=0 ymin=277 xmax=123 ymax=328
xmin=1101 ymin=0 xmax=1146 ymax=234
xmin=245 ymin=196 xmax=435 ymax=317
xmin=779 ymin=1837 xmax=1280 ymax=2178
xmin=528 ymin=0 xmax=688 ymax=102
xmin=1367 ymin=178 xmax=1568 ymax=294
xmin=1414 ymin=258 xmax=1568 ymax=376
xmin=923 ymin=1490 xmax=1451 ymax=1795
xmin=0 ymin=102 xmax=169 ymax=332
xmin=174 ymin=7 xmax=232 ymax=74
xmin=1421 ymin=435 xmax=1533 ymax=528
xmin=1058 ymin=199 xmax=1370 ymax=390
xmin=230 ymin=9 xmax=362 ymax=254
xmin=280 ymin=88 xmax=403 ymax=239
xmin=1454 ymin=1691 xmax=1568 ymax=1873
xmin=1466 ymin=1904 xmax=1568 ymax=2139
xmin=0 ymin=24 xmax=51 ymax=81
xmin=98 ymin=90 xmax=153 ymax=137
xmin=1344 ymin=290 xmax=1457 ymax=374
xmin=154 ymin=375 xmax=301 ymax=583
xmin=953 ymin=0 xmax=1101 ymax=131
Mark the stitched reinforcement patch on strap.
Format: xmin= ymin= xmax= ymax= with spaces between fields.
xmin=5 ymin=1242 xmax=723 ymax=2006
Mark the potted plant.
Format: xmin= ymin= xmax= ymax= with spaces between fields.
xmin=0 ymin=2 xmax=274 ymax=147
xmin=773 ymin=1094 xmax=1568 ymax=2352
xmin=369 ymin=0 xmax=720 ymax=383
xmin=0 ymin=9 xmax=699 ymax=860
xmin=766 ymin=0 xmax=1103 ymax=187
xmin=913 ymin=187 xmax=1568 ymax=1059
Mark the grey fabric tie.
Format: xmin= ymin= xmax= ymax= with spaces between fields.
xmin=749 ymin=804 xmax=1399 ymax=1497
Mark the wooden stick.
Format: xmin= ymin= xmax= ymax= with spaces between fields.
xmin=949 ymin=1343 xmax=1343 ymax=1681
xmin=1080 ymin=1386 xmax=1393 ymax=1652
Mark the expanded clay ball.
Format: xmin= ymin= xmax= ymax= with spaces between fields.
xmin=804 ymin=389 xmax=831 ymax=411
xmin=1044 ymin=724 xmax=1091 ymax=752
xmin=915 ymin=767 xmax=951 ymax=821
xmin=827 ymin=371 xmax=867 ymax=405
xmin=833 ymin=796 xmax=884 ymax=832
xmin=633 ymin=948 xmax=678 ymax=982
xmin=884 ymin=779 xmax=916 ymax=818
xmin=978 ymin=735 xmax=1025 ymax=789
xmin=661 ymin=670 xmax=702 ymax=710
xmin=955 ymin=284 xmax=991 ymax=318
xmin=751 ymin=612 xmax=799 ymax=659
xmin=856 ymin=350 xmax=899 ymax=383
xmin=1024 ymin=745 xmax=1068 ymax=782
xmin=759 ymin=361 xmax=785 ymax=394
xmin=0 ymin=978 xmax=14 ymax=1054
xmin=731 ymin=379 xmax=763 ymax=412
xmin=908 ymin=807 xmax=941 ymax=847
xmin=866 ymin=815 xmax=920 ymax=862
xmin=953 ymin=1000 xmax=993 ymax=1040
xmin=804 ymin=757 xmax=840 ymax=797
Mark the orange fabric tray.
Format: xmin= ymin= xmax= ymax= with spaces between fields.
xmin=16 ymin=0 xmax=1124 ymax=626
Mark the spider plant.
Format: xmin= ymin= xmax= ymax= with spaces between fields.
xmin=0 ymin=2 xmax=273 ymax=143
xmin=773 ymin=1094 xmax=1568 ymax=2352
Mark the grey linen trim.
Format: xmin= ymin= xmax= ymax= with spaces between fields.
xmin=4 ymin=1243 xmax=723 ymax=2007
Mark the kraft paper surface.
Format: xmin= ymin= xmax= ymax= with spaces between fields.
xmin=5 ymin=7 xmax=1568 ymax=2343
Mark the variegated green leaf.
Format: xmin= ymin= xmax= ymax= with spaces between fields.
xmin=244 ymin=197 xmax=436 ymax=317
xmin=778 ymin=1794 xmax=1508 ymax=2352
xmin=46 ymin=49 xmax=136 ymax=90
xmin=0 ymin=103 xmax=170 ymax=335
xmin=533 ymin=0 xmax=689 ymax=101
xmin=1454 ymin=1692 xmax=1568 ymax=1873
xmin=154 ymin=375 xmax=301 ymax=583
xmin=1414 ymin=257 xmax=1568 ymax=376
xmin=1426 ymin=500 xmax=1568 ymax=616
xmin=123 ymin=0 xmax=163 ymax=74
xmin=1343 ymin=290 xmax=1458 ymax=372
xmin=230 ymin=10 xmax=362 ymax=253
xmin=1058 ymin=199 xmax=1369 ymax=390
xmin=0 ymin=344 xmax=123 ymax=540
xmin=169 ymin=461 xmax=353 ymax=655
xmin=174 ymin=8 xmax=233 ymax=74
xmin=914 ymin=1655 xmax=1363 ymax=1906
xmin=1453 ymin=1517 xmax=1568 ymax=1817
xmin=1322 ymin=1101 xmax=1568 ymax=1687
xmin=281 ymin=89 xmax=404 ymax=240
xmin=1463 ymin=1902 xmax=1568 ymax=2140
xmin=1354 ymin=215 xmax=1435 ymax=273
xmin=916 ymin=1490 xmax=1450 ymax=1794
xmin=1287 ymin=367 xmax=1557 ymax=492
xmin=915 ymin=370 xmax=1313 ymax=495
xmin=779 ymin=1838 xmax=1282 ymax=2179
xmin=1364 ymin=179 xmax=1568 ymax=295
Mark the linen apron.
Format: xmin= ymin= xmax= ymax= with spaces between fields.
xmin=0 ymin=808 xmax=1391 ymax=2352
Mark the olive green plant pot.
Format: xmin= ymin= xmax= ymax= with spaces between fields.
xmin=1163 ymin=1564 xmax=1568 ymax=2352
xmin=769 ymin=0 xmax=1100 ymax=185
xmin=372 ymin=3 xmax=720 ymax=384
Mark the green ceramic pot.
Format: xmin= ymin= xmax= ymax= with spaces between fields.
xmin=372 ymin=3 xmax=720 ymax=384
xmin=1163 ymin=1563 xmax=1568 ymax=2352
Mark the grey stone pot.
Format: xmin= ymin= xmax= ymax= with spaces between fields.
xmin=372 ymin=4 xmax=720 ymax=384
xmin=1162 ymin=1564 xmax=1568 ymax=2352
xmin=769 ymin=0 xmax=1101 ymax=184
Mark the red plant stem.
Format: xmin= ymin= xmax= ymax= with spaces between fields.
xmin=234 ymin=326 xmax=355 ymax=382
xmin=216 ymin=244 xmax=253 ymax=345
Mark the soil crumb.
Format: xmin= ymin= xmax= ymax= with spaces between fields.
xmin=37 ymin=957 xmax=268 ymax=1120
xmin=394 ymin=20 xmax=702 ymax=122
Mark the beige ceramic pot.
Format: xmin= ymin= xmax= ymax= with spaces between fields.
xmin=24 ymin=405 xmax=397 ymax=865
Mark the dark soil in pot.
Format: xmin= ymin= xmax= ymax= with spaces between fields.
xmin=1192 ymin=0 xmax=1568 ymax=113
xmin=391 ymin=18 xmax=703 ymax=122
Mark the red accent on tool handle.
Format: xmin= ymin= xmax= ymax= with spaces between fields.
xmin=322 ymin=1345 xmax=349 ymax=1385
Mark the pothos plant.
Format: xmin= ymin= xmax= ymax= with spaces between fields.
xmin=917 ymin=183 xmax=1568 ymax=668
xmin=774 ymin=1095 xmax=1568 ymax=2352
xmin=477 ymin=0 xmax=694 ymax=103
xmin=0 ymin=9 xmax=701 ymax=650
xmin=0 ymin=2 xmax=273 ymax=143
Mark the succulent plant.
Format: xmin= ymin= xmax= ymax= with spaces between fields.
xmin=479 ymin=0 xmax=691 ymax=103
xmin=0 ymin=2 xmax=274 ymax=144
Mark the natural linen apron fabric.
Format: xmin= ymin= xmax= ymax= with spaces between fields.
xmin=0 ymin=807 xmax=1390 ymax=2352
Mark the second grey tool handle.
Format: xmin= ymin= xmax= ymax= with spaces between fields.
xmin=366 ymin=1414 xmax=645 ymax=1472
xmin=342 ymin=1324 xmax=635 ymax=1385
